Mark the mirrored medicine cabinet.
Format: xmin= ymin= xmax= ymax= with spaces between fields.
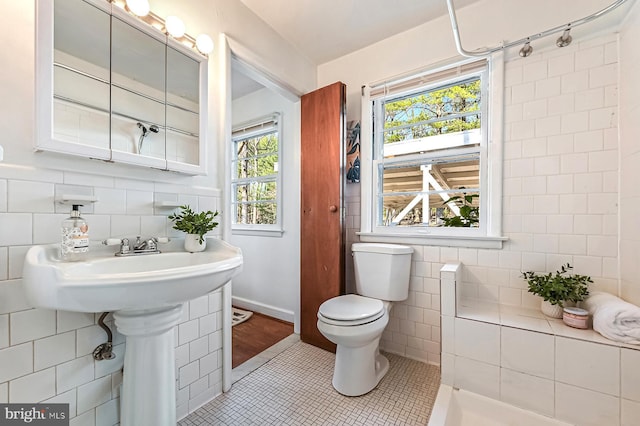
xmin=36 ymin=0 xmax=208 ymax=174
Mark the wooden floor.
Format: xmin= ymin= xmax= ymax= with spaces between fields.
xmin=232 ymin=311 xmax=294 ymax=368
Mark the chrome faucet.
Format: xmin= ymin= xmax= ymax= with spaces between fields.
xmin=133 ymin=236 xmax=158 ymax=252
xmin=103 ymin=236 xmax=169 ymax=256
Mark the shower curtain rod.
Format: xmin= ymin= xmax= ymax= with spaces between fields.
xmin=446 ymin=0 xmax=630 ymax=58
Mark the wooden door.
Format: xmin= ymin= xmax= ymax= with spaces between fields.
xmin=300 ymin=82 xmax=346 ymax=352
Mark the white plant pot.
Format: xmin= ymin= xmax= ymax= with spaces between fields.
xmin=184 ymin=234 xmax=206 ymax=253
xmin=541 ymin=300 xmax=564 ymax=318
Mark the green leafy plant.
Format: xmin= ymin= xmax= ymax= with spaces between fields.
xmin=522 ymin=263 xmax=592 ymax=306
xmin=441 ymin=193 xmax=479 ymax=227
xmin=168 ymin=205 xmax=219 ymax=244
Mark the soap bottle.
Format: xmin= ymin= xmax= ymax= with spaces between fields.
xmin=61 ymin=204 xmax=89 ymax=261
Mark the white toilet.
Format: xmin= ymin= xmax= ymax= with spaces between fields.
xmin=317 ymin=243 xmax=413 ymax=396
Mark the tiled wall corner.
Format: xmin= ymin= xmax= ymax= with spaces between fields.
xmin=439 ymin=261 xmax=640 ymax=426
xmin=369 ymin=31 xmax=624 ymax=366
xmin=446 ymin=318 xmax=636 ymax=426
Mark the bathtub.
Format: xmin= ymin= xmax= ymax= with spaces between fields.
xmin=428 ymin=385 xmax=573 ymax=426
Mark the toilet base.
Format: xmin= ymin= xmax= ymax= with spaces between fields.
xmin=332 ymin=339 xmax=390 ymax=396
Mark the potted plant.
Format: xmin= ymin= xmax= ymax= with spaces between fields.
xmin=441 ymin=192 xmax=479 ymax=227
xmin=522 ymin=263 xmax=592 ymax=318
xmin=168 ymin=205 xmax=219 ymax=252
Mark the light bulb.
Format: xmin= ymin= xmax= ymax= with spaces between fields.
xmin=165 ymin=16 xmax=185 ymax=38
xmin=126 ymin=0 xmax=149 ymax=16
xmin=196 ymin=34 xmax=214 ymax=54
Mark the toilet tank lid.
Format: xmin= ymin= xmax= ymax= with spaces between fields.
xmin=351 ymin=243 xmax=413 ymax=255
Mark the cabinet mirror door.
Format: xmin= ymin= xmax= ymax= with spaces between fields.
xmin=166 ymin=45 xmax=202 ymax=172
xmin=37 ymin=0 xmax=208 ymax=174
xmin=50 ymin=0 xmax=111 ymax=158
xmin=110 ymin=16 xmax=167 ymax=168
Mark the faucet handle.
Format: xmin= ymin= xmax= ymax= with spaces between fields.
xmin=156 ymin=237 xmax=170 ymax=244
xmin=103 ymin=238 xmax=123 ymax=246
xmin=121 ymin=238 xmax=130 ymax=253
xmin=103 ymin=238 xmax=130 ymax=255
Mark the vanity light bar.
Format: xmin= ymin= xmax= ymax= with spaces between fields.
xmin=110 ymin=0 xmax=213 ymax=55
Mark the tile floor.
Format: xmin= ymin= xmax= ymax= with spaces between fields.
xmin=232 ymin=334 xmax=300 ymax=384
xmin=179 ymin=339 xmax=441 ymax=425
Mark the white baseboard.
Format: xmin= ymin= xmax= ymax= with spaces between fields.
xmin=231 ymin=296 xmax=295 ymax=324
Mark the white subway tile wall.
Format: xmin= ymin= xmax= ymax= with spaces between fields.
xmin=441 ymin=262 xmax=640 ymax=426
xmin=342 ymin=32 xmax=622 ymax=366
xmin=9 ymin=368 xmax=56 ymax=403
xmin=500 ymin=368 xmax=555 ymax=417
xmin=556 ymin=382 xmax=620 ymax=426
xmin=620 ymin=1 xmax=640 ymax=308
xmin=0 ymin=165 xmax=223 ymax=424
xmin=622 ymin=399 xmax=640 ymax=426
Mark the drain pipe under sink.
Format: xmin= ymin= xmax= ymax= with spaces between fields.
xmin=93 ymin=312 xmax=116 ymax=360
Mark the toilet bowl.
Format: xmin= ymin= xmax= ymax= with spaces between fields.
xmin=316 ymin=243 xmax=413 ymax=396
xmin=317 ymin=294 xmax=391 ymax=396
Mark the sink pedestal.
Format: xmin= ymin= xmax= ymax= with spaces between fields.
xmin=114 ymin=305 xmax=184 ymax=426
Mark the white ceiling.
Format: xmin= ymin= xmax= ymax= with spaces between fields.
xmin=240 ymin=0 xmax=482 ymax=64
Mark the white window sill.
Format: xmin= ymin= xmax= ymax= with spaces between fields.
xmin=356 ymin=232 xmax=507 ymax=249
xmin=231 ymin=227 xmax=284 ymax=238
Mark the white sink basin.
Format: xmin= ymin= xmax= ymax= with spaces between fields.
xmin=23 ymin=236 xmax=243 ymax=426
xmin=22 ymin=237 xmax=243 ymax=312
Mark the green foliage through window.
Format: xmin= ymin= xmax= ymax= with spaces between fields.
xmin=383 ymin=78 xmax=481 ymax=144
xmin=233 ymin=131 xmax=279 ymax=225
xmin=374 ymin=72 xmax=484 ymax=229
xmin=440 ymin=193 xmax=479 ymax=227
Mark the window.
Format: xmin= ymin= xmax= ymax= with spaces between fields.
xmin=360 ymin=57 xmax=505 ymax=248
xmin=231 ymin=113 xmax=282 ymax=233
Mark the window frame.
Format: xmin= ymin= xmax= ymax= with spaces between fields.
xmin=230 ymin=112 xmax=283 ymax=236
xmin=359 ymin=55 xmax=506 ymax=249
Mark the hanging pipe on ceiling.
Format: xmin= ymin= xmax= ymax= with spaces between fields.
xmin=446 ymin=0 xmax=630 ymax=58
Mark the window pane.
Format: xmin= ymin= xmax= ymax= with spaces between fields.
xmin=234 ymin=132 xmax=279 ymax=179
xmin=439 ymin=191 xmax=480 ymax=228
xmin=381 ymin=192 xmax=480 ymax=227
xmin=381 ymin=78 xmax=481 ymax=153
xmin=380 ymin=157 xmax=480 ymax=227
xmin=235 ymin=153 xmax=278 ymax=178
xmin=235 ymin=181 xmax=277 ymax=203
xmin=235 ymin=202 xmax=277 ymax=225
xmin=236 ymin=133 xmax=278 ymax=160
xmin=232 ymin=119 xmax=280 ymax=228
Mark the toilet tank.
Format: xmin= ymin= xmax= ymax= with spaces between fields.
xmin=352 ymin=243 xmax=413 ymax=301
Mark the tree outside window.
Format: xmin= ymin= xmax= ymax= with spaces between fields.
xmin=232 ymin=115 xmax=281 ymax=229
xmin=375 ymin=76 xmax=483 ymax=228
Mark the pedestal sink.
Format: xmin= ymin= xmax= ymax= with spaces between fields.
xmin=22 ymin=237 xmax=243 ymax=426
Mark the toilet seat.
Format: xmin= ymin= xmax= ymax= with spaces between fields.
xmin=318 ymin=294 xmax=385 ymax=326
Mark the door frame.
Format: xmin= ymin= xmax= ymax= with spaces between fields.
xmin=219 ymin=34 xmax=303 ymax=392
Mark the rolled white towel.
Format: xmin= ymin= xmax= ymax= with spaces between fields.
xmin=583 ymin=292 xmax=640 ymax=344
